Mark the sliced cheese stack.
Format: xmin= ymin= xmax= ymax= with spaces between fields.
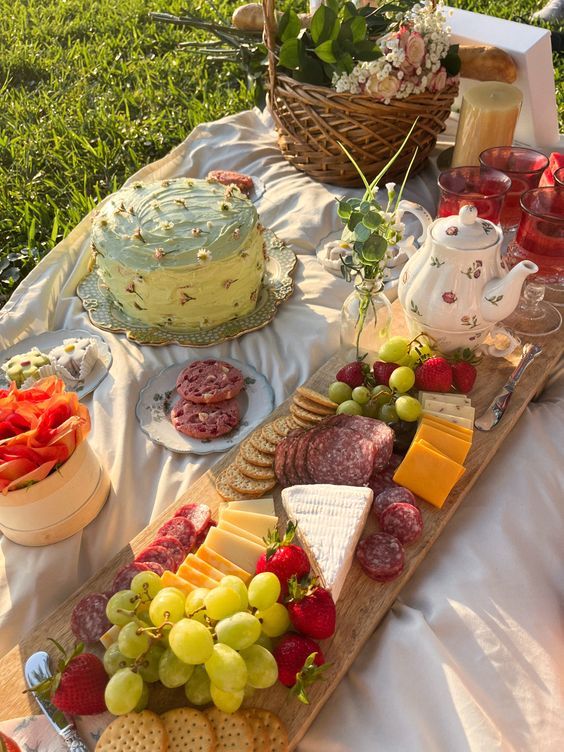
xmin=393 ymin=393 xmax=474 ymax=509
xmin=281 ymin=484 xmax=373 ymax=601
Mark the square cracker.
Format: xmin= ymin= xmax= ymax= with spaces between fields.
xmin=95 ymin=710 xmax=167 ymax=752
xmin=161 ymin=707 xmax=216 ymax=752
xmin=204 ymin=708 xmax=254 ymax=751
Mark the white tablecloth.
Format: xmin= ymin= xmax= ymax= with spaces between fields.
xmin=0 ymin=108 xmax=562 ymax=750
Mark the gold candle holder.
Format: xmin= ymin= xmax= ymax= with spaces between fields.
xmin=452 ymin=83 xmax=523 ymax=168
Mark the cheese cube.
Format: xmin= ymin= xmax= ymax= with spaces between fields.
xmin=100 ymin=624 xmax=121 ymax=649
xmin=218 ymin=519 xmax=265 ymax=547
xmin=226 ymin=498 xmax=276 ymax=516
xmin=184 ymin=554 xmax=223 ymax=582
xmin=196 ymin=545 xmax=252 ymax=583
xmin=161 ymin=570 xmax=195 ymax=596
xmin=176 ymin=563 xmax=218 ymax=590
xmin=421 ymin=414 xmax=473 ymax=439
xmin=419 ymin=391 xmax=471 ymax=405
xmin=423 ymin=409 xmax=473 ymax=430
xmin=424 ymin=399 xmax=475 ymax=421
xmin=221 ymin=509 xmax=278 ymax=539
xmin=393 ymin=439 xmax=465 ymax=508
xmin=414 ymin=422 xmax=471 ymax=464
xmin=205 ymin=527 xmax=265 ymax=573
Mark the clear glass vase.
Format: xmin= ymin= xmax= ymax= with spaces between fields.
xmin=340 ymin=278 xmax=393 ymax=360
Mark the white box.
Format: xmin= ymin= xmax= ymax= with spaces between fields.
xmin=446 ymin=7 xmax=560 ymax=151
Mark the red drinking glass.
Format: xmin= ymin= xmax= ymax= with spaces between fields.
xmin=554 ymin=167 xmax=564 ymax=189
xmin=437 ymin=166 xmax=511 ymax=223
xmin=479 ymin=147 xmax=549 ymax=231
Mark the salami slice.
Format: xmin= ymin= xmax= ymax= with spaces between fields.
xmin=342 ymin=416 xmax=394 ymax=473
xmin=176 ymin=359 xmax=244 ymax=404
xmin=147 ymin=536 xmax=185 ymax=571
xmin=207 ymin=170 xmax=254 ymax=196
xmin=135 ymin=545 xmax=175 ymax=571
xmin=284 ymin=434 xmax=304 ymax=488
xmin=274 ymin=438 xmax=289 ymax=487
xmin=373 ymin=486 xmax=418 ymax=522
xmin=171 ymin=398 xmax=240 ymax=439
xmin=195 ymin=518 xmax=216 ymax=548
xmin=368 ymin=452 xmax=404 ymax=497
xmin=157 ymin=517 xmax=197 ymax=553
xmin=307 ymin=426 xmax=375 ymax=486
xmin=142 ymin=561 xmax=165 ymax=576
xmin=356 ymin=532 xmax=405 ymax=582
xmin=173 ymin=503 xmax=211 ymax=537
xmin=380 ymin=502 xmax=423 ymax=545
xmin=111 ymin=562 xmax=150 ymax=593
xmin=70 ymin=593 xmax=111 ymax=644
xmin=294 ymin=430 xmax=314 ymax=484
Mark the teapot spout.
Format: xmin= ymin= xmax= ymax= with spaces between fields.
xmin=480 ymin=260 xmax=539 ymax=322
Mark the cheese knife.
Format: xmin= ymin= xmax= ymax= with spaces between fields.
xmin=474 ymin=342 xmax=542 ymax=431
xmin=24 ymin=651 xmax=89 ymax=751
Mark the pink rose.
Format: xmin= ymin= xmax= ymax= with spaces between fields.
xmin=405 ymin=32 xmax=425 ymax=67
xmin=366 ymin=74 xmax=400 ymax=101
xmin=428 ymin=67 xmax=447 ymax=93
xmin=400 ymin=59 xmax=416 ymax=77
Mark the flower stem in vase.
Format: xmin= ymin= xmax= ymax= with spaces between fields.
xmin=340 ymin=279 xmax=392 ymax=360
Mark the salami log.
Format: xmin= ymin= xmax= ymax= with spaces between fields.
xmin=157 ymin=517 xmax=197 ymax=553
xmin=111 ymin=562 xmax=150 ymax=593
xmin=373 ymin=486 xmax=418 ymax=522
xmin=380 ymin=502 xmax=423 ymax=545
xmin=356 ymin=532 xmax=405 ymax=582
xmin=70 ymin=593 xmax=111 ymax=644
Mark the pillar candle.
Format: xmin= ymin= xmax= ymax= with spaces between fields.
xmin=452 ymin=83 xmax=523 ymax=168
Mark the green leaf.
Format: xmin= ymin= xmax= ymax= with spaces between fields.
xmin=338 ymin=141 xmax=371 ymax=196
xmin=350 ymin=16 xmax=367 ymax=43
xmin=354 ymin=40 xmax=381 ymax=61
xmin=279 ymin=38 xmax=302 ymax=70
xmin=337 ymin=199 xmax=353 ymax=220
xmin=310 ymin=5 xmax=338 ymax=46
xmin=361 ymin=233 xmax=387 ymax=261
xmin=347 ymin=211 xmax=363 ymax=230
xmin=354 ymin=223 xmax=371 ymax=242
xmin=362 ymin=210 xmax=383 ymax=230
xmin=315 ymin=40 xmax=337 ymax=64
xmin=294 ymin=56 xmax=328 ymax=85
xmin=343 ymin=2 xmax=358 ymax=21
xmin=326 ymin=0 xmax=339 ymax=13
xmin=278 ymin=10 xmax=301 ymax=42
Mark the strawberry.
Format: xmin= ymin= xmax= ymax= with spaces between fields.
xmin=29 ymin=641 xmax=107 ymax=716
xmin=256 ymin=522 xmax=310 ymax=596
xmin=414 ymin=357 xmax=453 ymax=392
xmin=451 ymin=361 xmax=477 ymax=393
xmin=373 ymin=361 xmax=400 ymax=386
xmin=286 ymin=578 xmax=336 ymax=640
xmin=335 ymin=361 xmax=366 ymax=388
xmin=0 ymin=733 xmax=21 ymax=752
xmin=273 ymin=634 xmax=328 ymax=703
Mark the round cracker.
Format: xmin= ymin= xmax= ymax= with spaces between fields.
xmin=222 ymin=464 xmax=276 ymax=495
xmin=95 ymin=711 xmax=167 ymax=752
xmin=289 ymin=403 xmax=324 ymax=424
xmin=252 ymin=709 xmax=288 ymax=752
xmin=240 ymin=440 xmax=274 ymax=468
xmin=261 ymin=422 xmax=284 ymax=446
xmin=289 ymin=412 xmax=316 ymax=429
xmin=204 ymin=708 xmax=254 ymax=751
xmin=161 ymin=707 xmax=216 ymax=752
xmin=215 ymin=470 xmax=250 ymax=501
xmin=235 ymin=455 xmax=276 ymax=481
xmin=271 ymin=416 xmax=296 ymax=437
xmin=296 ymin=386 xmax=338 ymax=409
xmin=249 ymin=431 xmax=277 ymax=455
xmin=293 ymin=393 xmax=335 ymax=416
xmin=241 ymin=709 xmax=270 ymax=752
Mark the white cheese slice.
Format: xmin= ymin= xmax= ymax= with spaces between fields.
xmin=100 ymin=624 xmax=121 ymax=649
xmin=281 ymin=484 xmax=373 ymax=602
xmin=217 ymin=519 xmax=266 ymax=547
xmin=419 ymin=391 xmax=471 ymax=406
xmin=225 ymin=498 xmax=276 ymax=516
xmin=205 ymin=527 xmax=265 ymax=573
xmin=423 ymin=409 xmax=474 ymax=429
xmin=221 ymin=509 xmax=278 ymax=539
xmin=424 ymin=399 xmax=475 ymax=421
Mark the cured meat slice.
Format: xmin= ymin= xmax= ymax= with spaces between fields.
xmin=380 ymin=502 xmax=423 ymax=546
xmin=373 ymin=486 xmax=418 ymax=522
xmin=207 ymin=170 xmax=254 ymax=196
xmin=368 ymin=453 xmax=404 ymax=497
xmin=135 ymin=545 xmax=175 ymax=571
xmin=171 ymin=398 xmax=240 ymax=440
xmin=111 ymin=562 xmax=150 ymax=593
xmin=341 ymin=416 xmax=394 ymax=473
xmin=356 ymin=532 xmax=405 ymax=582
xmin=195 ymin=518 xmax=216 ymax=548
xmin=142 ymin=561 xmax=165 ymax=576
xmin=176 ymin=360 xmax=244 ymax=404
xmin=157 ymin=517 xmax=197 ymax=553
xmin=147 ymin=536 xmax=185 ymax=571
xmin=307 ymin=426 xmax=375 ymax=486
xmin=294 ymin=430 xmax=314 ymax=484
xmin=174 ymin=503 xmax=211 ymax=537
xmin=274 ymin=439 xmax=289 ymax=487
xmin=70 ymin=593 xmax=111 ymax=644
xmin=284 ymin=434 xmax=304 ymax=488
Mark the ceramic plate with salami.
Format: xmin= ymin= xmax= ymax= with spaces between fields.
xmin=136 ymin=358 xmax=274 ymax=454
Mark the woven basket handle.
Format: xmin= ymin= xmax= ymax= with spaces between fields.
xmin=262 ymin=0 xmax=278 ymax=99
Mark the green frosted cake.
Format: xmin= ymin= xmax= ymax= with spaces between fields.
xmin=91 ymin=177 xmax=266 ymax=330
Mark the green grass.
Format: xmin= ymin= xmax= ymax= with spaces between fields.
xmin=0 ymin=0 xmax=561 ymax=305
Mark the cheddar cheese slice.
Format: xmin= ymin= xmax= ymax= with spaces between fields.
xmin=176 ymin=563 xmax=218 ymax=590
xmin=100 ymin=624 xmax=121 ymax=649
xmin=221 ymin=508 xmax=278 ymax=539
xmin=184 ymin=553 xmax=223 ymax=582
xmin=161 ymin=569 xmax=196 ymax=596
xmin=196 ymin=545 xmax=252 ymax=583
xmin=226 ymin=498 xmax=276 ymax=516
xmin=414 ymin=422 xmax=471 ymax=464
xmin=393 ymin=439 xmax=465 ymax=508
xmin=218 ymin=519 xmax=265 ymax=547
xmin=205 ymin=527 xmax=265 ymax=573
xmin=421 ymin=413 xmax=473 ymax=438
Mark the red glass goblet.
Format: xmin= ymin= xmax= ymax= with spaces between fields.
xmin=554 ymin=167 xmax=564 ymax=189
xmin=479 ymin=147 xmax=549 ymax=231
xmin=437 ymin=166 xmax=511 ymax=223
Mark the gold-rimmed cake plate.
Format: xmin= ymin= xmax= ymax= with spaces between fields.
xmin=76 ymin=230 xmax=296 ymax=347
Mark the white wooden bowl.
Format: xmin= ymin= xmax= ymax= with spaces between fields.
xmin=0 ymin=440 xmax=110 ymax=546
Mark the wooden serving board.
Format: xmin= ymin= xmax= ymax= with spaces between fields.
xmin=1 ymin=312 xmax=562 ymax=750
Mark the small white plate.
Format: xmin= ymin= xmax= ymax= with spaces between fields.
xmin=136 ymin=358 xmax=275 ymax=455
xmin=0 ymin=329 xmax=112 ymax=399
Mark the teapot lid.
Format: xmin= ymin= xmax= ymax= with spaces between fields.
xmin=432 ymin=205 xmax=499 ymax=250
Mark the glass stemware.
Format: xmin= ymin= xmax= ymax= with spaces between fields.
xmin=437 ymin=166 xmax=511 ymax=223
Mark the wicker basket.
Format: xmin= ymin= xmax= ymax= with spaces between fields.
xmin=263 ymin=0 xmax=458 ymax=187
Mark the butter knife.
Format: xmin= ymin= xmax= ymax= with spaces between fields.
xmin=474 ymin=342 xmax=542 ymax=431
xmin=24 ymin=651 xmax=89 ymax=751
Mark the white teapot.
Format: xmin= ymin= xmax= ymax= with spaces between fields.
xmin=396 ymin=203 xmax=538 ymax=354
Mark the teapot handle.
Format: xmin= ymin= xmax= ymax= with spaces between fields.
xmin=396 ymin=200 xmax=433 ymax=247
